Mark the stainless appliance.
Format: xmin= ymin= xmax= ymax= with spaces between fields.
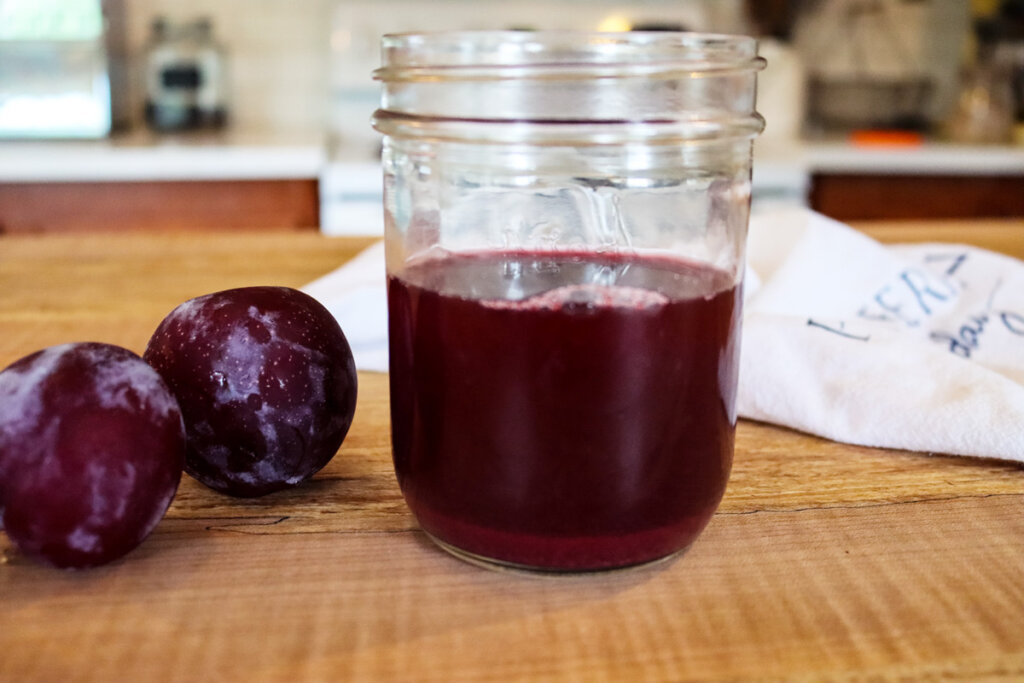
xmin=0 ymin=0 xmax=120 ymax=139
xmin=795 ymin=0 xmax=971 ymax=133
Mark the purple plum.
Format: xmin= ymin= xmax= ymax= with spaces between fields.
xmin=144 ymin=286 xmax=357 ymax=497
xmin=0 ymin=343 xmax=185 ymax=569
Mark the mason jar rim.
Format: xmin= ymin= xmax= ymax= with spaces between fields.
xmin=374 ymin=30 xmax=765 ymax=82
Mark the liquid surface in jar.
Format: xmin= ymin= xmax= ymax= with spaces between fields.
xmin=387 ymin=249 xmax=741 ymax=571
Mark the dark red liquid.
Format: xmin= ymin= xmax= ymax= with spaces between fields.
xmin=387 ymin=250 xmax=741 ymax=571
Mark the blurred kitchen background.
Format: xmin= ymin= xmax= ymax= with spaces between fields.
xmin=1 ymin=0 xmax=1023 ymax=234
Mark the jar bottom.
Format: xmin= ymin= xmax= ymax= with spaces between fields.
xmin=407 ymin=497 xmax=719 ymax=573
xmin=419 ymin=525 xmax=704 ymax=576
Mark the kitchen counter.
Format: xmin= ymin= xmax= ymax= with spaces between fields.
xmin=758 ymin=140 xmax=1024 ymax=221
xmin=757 ymin=139 xmax=1024 ymax=176
xmin=3 ymin=133 xmax=1023 ymax=231
xmin=1 ymin=221 xmax=1023 ymax=681
xmin=0 ymin=129 xmax=326 ymax=182
xmin=0 ymin=130 xmax=327 ymax=233
xmin=2 ymin=132 xmax=1022 ymax=183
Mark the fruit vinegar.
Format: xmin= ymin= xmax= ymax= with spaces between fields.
xmin=387 ymin=250 xmax=741 ymax=571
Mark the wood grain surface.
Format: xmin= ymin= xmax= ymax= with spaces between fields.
xmin=1 ymin=222 xmax=1023 ymax=681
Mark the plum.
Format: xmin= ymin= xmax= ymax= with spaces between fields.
xmin=144 ymin=286 xmax=357 ymax=497
xmin=0 ymin=343 xmax=185 ymax=569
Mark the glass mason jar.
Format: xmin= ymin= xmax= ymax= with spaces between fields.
xmin=373 ymin=31 xmax=763 ymax=572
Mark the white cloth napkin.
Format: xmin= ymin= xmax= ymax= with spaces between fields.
xmin=303 ymin=241 xmax=389 ymax=372
xmin=741 ymin=207 xmax=1024 ymax=461
xmin=304 ymin=208 xmax=1024 ymax=461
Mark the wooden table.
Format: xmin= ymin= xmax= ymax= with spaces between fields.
xmin=1 ymin=221 xmax=1023 ymax=681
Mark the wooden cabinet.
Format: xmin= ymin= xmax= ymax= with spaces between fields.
xmin=810 ymin=173 xmax=1024 ymax=220
xmin=0 ymin=179 xmax=319 ymax=233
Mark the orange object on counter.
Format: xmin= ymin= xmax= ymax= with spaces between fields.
xmin=849 ymin=129 xmax=925 ymax=146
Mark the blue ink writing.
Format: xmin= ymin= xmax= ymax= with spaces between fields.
xmin=901 ymin=269 xmax=956 ymax=316
xmin=858 ymin=267 xmax=959 ymax=328
xmin=807 ymin=318 xmax=871 ymax=342
xmin=930 ymin=314 xmax=990 ymax=358
xmin=924 ymin=251 xmax=968 ymax=276
xmin=1001 ymin=311 xmax=1024 ymax=336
